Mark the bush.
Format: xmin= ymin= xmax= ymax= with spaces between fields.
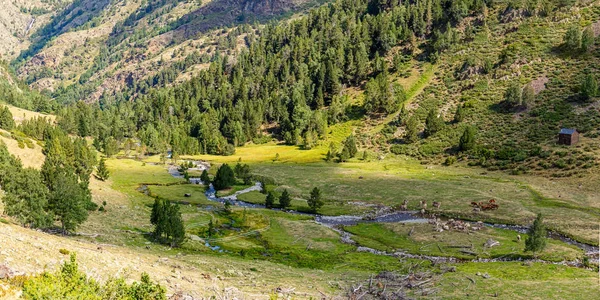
xmin=22 ymin=254 xmax=166 ymax=299
xmin=444 ymin=156 xmax=457 ymax=166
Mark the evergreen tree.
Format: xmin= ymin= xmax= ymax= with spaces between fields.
xmin=580 ymin=73 xmax=598 ymax=101
xmin=0 ymin=106 xmax=15 ymax=130
xmin=424 ymin=109 xmax=444 ymax=137
xmin=213 ymin=164 xmax=236 ymax=190
xmin=151 ymin=197 xmax=164 ymax=234
xmin=165 ymin=203 xmax=185 ymax=247
xmin=454 ymin=105 xmax=465 ymax=123
xmin=96 ymin=158 xmax=110 ymax=181
xmin=234 ymin=163 xmax=252 ymax=185
xmin=525 ymin=213 xmax=547 ymax=257
xmin=325 ymin=142 xmax=337 ymax=162
xmin=307 ymin=187 xmax=324 ymax=213
xmin=405 ymin=116 xmax=419 ymax=144
xmin=200 ymin=169 xmax=210 ymax=186
xmin=337 ymin=146 xmax=351 ymax=162
xmin=47 ymin=171 xmax=90 ymax=233
xmin=279 ymin=189 xmax=291 ymax=209
xmin=564 ymin=24 xmax=582 ymax=51
xmin=521 ymin=84 xmax=535 ymax=108
xmin=103 ymin=137 xmax=119 ymax=157
xmin=3 ymin=168 xmax=50 ymax=228
xmin=459 ymin=126 xmax=476 ymax=152
xmin=206 ymin=219 xmax=215 ymax=238
xmin=342 ymin=135 xmax=358 ymax=158
xmin=581 ymin=27 xmax=595 ymax=52
xmin=265 ymin=191 xmax=275 ymax=209
xmin=150 ymin=198 xmax=185 ymax=247
xmin=504 ymin=81 xmax=522 ymax=108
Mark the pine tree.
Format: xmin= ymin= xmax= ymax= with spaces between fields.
xmin=3 ymin=168 xmax=50 ymax=228
xmin=0 ymin=106 xmax=15 ymax=130
xmin=504 ymin=81 xmax=522 ymax=108
xmin=521 ymin=84 xmax=535 ymax=108
xmin=96 ymin=158 xmax=110 ymax=181
xmin=166 ymin=203 xmax=185 ymax=247
xmin=200 ymin=169 xmax=210 ymax=186
xmin=151 ymin=198 xmax=166 ymax=238
xmin=207 ymin=219 xmax=215 ymax=238
xmin=47 ymin=171 xmax=90 ymax=233
xmin=454 ymin=105 xmax=465 ymax=123
xmin=424 ymin=109 xmax=444 ymax=137
xmin=265 ymin=191 xmax=275 ymax=209
xmin=279 ymin=189 xmax=291 ymax=209
xmin=326 ymin=142 xmax=336 ymax=162
xmin=213 ymin=164 xmax=235 ymax=190
xmin=342 ymin=135 xmax=358 ymax=158
xmin=234 ymin=163 xmax=252 ymax=185
xmin=525 ymin=213 xmax=547 ymax=257
xmin=580 ymin=73 xmax=598 ymax=101
xmin=581 ymin=27 xmax=595 ymax=52
xmin=337 ymin=146 xmax=350 ymax=162
xmin=459 ymin=126 xmax=476 ymax=152
xmin=103 ymin=137 xmax=119 ymax=157
xmin=405 ymin=116 xmax=419 ymax=144
xmin=150 ymin=198 xmax=185 ymax=247
xmin=307 ymin=187 xmax=324 ymax=213
xmin=564 ymin=24 xmax=582 ymax=51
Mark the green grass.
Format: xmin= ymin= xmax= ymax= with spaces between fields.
xmin=186 ymin=120 xmax=356 ymax=164
xmin=243 ymin=160 xmax=599 ymax=243
xmin=432 ymin=262 xmax=598 ymax=299
xmin=370 ymin=62 xmax=436 ymax=134
xmin=149 ymin=184 xmax=211 ymax=205
xmin=344 ymin=223 xmax=583 ymax=262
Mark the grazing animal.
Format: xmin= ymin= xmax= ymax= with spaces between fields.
xmin=432 ymin=201 xmax=441 ymax=209
xmin=489 ymin=199 xmax=496 ymax=204
xmin=471 ymin=202 xmax=479 ymax=207
xmin=400 ymin=203 xmax=408 ymax=211
xmin=403 ymin=199 xmax=408 ymax=205
xmin=517 ymin=234 xmax=521 ymax=242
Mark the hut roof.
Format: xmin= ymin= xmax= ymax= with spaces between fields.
xmin=559 ymin=128 xmax=577 ymax=135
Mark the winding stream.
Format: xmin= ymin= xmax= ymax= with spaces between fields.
xmin=166 ymin=161 xmax=599 ymax=266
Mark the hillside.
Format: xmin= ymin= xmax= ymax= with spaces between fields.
xmin=0 ymin=0 xmax=599 ymax=299
xmin=0 ymin=0 xmax=72 ymax=60
xmin=11 ymin=0 xmax=326 ymax=101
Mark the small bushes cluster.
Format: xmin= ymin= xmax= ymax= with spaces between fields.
xmin=20 ymin=254 xmax=166 ymax=300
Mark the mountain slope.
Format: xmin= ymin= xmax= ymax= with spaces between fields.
xmin=14 ymin=0 xmax=326 ymax=102
xmin=0 ymin=0 xmax=72 ymax=59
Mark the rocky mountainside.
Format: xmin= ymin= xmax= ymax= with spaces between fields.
xmin=0 ymin=0 xmax=72 ymax=60
xmin=6 ymin=0 xmax=323 ymax=103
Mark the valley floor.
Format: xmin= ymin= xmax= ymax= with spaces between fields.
xmin=1 ymin=145 xmax=599 ymax=299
